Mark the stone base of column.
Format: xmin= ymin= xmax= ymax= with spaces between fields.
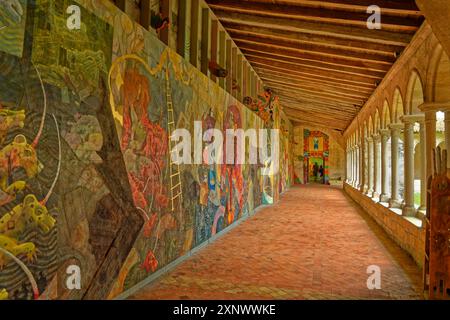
xmin=389 ymin=199 xmax=402 ymax=209
xmin=418 ymin=205 xmax=427 ymax=212
xmin=363 ymin=185 xmax=368 ymax=194
xmin=372 ymin=192 xmax=380 ymax=200
xmin=402 ymin=206 xmax=417 ymax=217
xmin=379 ymin=194 xmax=390 ymax=203
xmin=366 ymin=188 xmax=374 ymax=196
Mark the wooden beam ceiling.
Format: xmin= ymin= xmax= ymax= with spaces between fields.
xmin=206 ymin=0 xmax=423 ymax=130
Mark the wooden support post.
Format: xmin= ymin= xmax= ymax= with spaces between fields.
xmin=201 ymin=8 xmax=210 ymax=76
xmin=190 ymin=0 xmax=200 ymax=68
xmin=237 ymin=54 xmax=243 ymax=101
xmin=210 ymin=19 xmax=219 ymax=82
xmin=140 ymin=0 xmax=151 ymax=29
xmin=232 ymin=47 xmax=238 ymax=97
xmin=160 ymin=0 xmax=171 ymax=46
xmin=251 ymin=71 xmax=256 ymax=98
xmin=177 ymin=0 xmax=188 ymax=57
xmin=115 ymin=0 xmax=126 ymax=11
xmin=243 ymin=62 xmax=248 ymax=99
xmin=226 ymin=39 xmax=233 ymax=94
xmin=219 ymin=30 xmax=226 ymax=89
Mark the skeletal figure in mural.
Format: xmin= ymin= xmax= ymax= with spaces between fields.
xmin=0 ymin=0 xmax=23 ymax=29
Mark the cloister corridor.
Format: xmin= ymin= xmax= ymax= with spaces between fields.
xmin=129 ymin=185 xmax=423 ymax=300
xmin=3 ymin=0 xmax=450 ymax=304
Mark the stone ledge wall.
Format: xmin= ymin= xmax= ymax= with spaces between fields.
xmin=344 ymin=184 xmax=425 ymax=268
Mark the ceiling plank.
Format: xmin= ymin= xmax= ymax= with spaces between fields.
xmin=242 ymin=49 xmax=386 ymax=78
xmin=256 ymin=69 xmax=375 ymax=93
xmin=207 ymin=1 xmax=423 ymax=32
xmin=248 ymin=56 xmax=382 ymax=82
xmin=212 ymin=9 xmax=415 ymax=45
xmin=260 ymin=76 xmax=372 ymax=98
xmin=235 ymin=40 xmax=392 ymax=72
xmin=255 ymin=68 xmax=377 ymax=92
xmin=252 ymin=62 xmax=377 ymax=89
xmin=221 ymin=20 xmax=407 ymax=53
xmin=272 ymin=86 xmax=365 ymax=105
xmin=229 ymin=30 xmax=396 ymax=63
xmin=264 ymin=79 xmax=370 ymax=100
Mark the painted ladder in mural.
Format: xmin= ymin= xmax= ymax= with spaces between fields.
xmin=165 ymin=69 xmax=183 ymax=212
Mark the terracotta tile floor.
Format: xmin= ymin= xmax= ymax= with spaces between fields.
xmin=129 ymin=185 xmax=423 ymax=300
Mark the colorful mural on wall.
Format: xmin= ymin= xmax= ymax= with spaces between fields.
xmin=0 ymin=0 xmax=292 ymax=300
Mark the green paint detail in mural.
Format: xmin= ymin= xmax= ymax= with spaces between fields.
xmin=0 ymin=0 xmax=27 ymax=57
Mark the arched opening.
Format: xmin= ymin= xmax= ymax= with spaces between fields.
xmin=393 ymin=89 xmax=405 ymax=201
xmin=374 ymin=109 xmax=381 ymax=197
xmin=406 ymin=71 xmax=425 ymax=209
xmin=382 ymin=100 xmax=392 ymax=198
xmin=363 ymin=121 xmax=369 ymax=191
xmin=433 ymin=52 xmax=450 ymax=163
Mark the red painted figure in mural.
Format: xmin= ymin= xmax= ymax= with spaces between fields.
xmin=121 ymin=68 xmax=153 ymax=153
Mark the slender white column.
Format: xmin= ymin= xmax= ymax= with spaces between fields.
xmin=366 ymin=137 xmax=374 ymax=195
xmin=353 ymin=147 xmax=357 ymax=187
xmin=356 ymin=144 xmax=361 ymax=188
xmin=363 ymin=137 xmax=369 ymax=193
xmin=359 ymin=138 xmax=366 ymax=192
xmin=401 ymin=116 xmax=417 ymax=216
xmin=389 ymin=123 xmax=403 ymax=208
xmin=419 ymin=120 xmax=427 ymax=211
xmin=350 ymin=147 xmax=354 ymax=184
xmin=372 ymin=134 xmax=381 ymax=199
xmin=379 ymin=129 xmax=390 ymax=202
xmin=346 ymin=148 xmax=349 ymax=183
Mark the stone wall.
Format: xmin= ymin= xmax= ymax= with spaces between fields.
xmin=344 ymin=184 xmax=425 ymax=268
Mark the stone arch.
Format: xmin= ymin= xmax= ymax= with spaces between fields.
xmin=406 ymin=69 xmax=425 ymax=115
xmin=433 ymin=50 xmax=450 ymax=103
xmin=426 ymin=44 xmax=443 ymax=102
xmin=382 ymin=100 xmax=391 ymax=128
xmin=392 ymin=88 xmax=404 ymax=123
xmin=374 ymin=109 xmax=381 ymax=132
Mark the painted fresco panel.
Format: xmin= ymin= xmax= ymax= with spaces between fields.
xmin=0 ymin=0 xmax=292 ymax=300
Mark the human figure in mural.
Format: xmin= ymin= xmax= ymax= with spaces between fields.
xmin=319 ymin=165 xmax=324 ymax=183
xmin=313 ymin=162 xmax=319 ymax=182
xmin=313 ymin=137 xmax=319 ymax=150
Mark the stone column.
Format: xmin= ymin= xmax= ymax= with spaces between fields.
xmin=379 ymin=129 xmax=390 ymax=202
xmin=366 ymin=137 xmax=374 ymax=195
xmin=353 ymin=147 xmax=357 ymax=187
xmin=389 ymin=123 xmax=403 ymax=208
xmin=363 ymin=137 xmax=369 ymax=193
xmin=372 ymin=134 xmax=381 ymax=199
xmin=419 ymin=119 xmax=427 ymax=211
xmin=346 ymin=148 xmax=349 ymax=183
xmin=401 ymin=115 xmax=421 ymax=216
xmin=419 ymin=104 xmax=437 ymax=186
xmin=356 ymin=144 xmax=361 ymax=188
xmin=349 ymin=146 xmax=353 ymax=184
xmin=359 ymin=138 xmax=366 ymax=193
